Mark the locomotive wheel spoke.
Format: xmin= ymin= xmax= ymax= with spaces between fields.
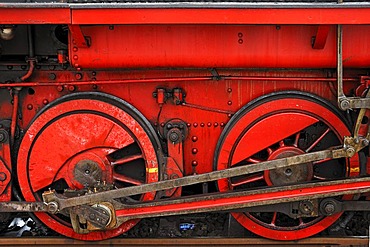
xmin=293 ymin=132 xmax=300 ymax=147
xmin=231 ymin=173 xmax=264 ymax=187
xmin=112 ymin=172 xmax=143 ymax=185
xmin=305 ymin=127 xmax=331 ymax=153
xmin=313 ymin=174 xmax=327 ymax=180
xmin=270 ymin=212 xmax=277 ymax=226
xmin=110 ymin=154 xmax=143 ymax=166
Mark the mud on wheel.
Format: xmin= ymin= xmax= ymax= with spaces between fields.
xmin=214 ymin=91 xmax=359 ymax=241
xmin=17 ymin=92 xmax=163 ymax=240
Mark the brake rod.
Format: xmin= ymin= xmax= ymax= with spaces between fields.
xmin=43 ymin=147 xmax=352 ymax=211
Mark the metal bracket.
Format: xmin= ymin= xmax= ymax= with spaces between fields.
xmin=68 ymin=25 xmax=90 ymax=48
xmin=312 ymin=25 xmax=330 ymax=49
xmin=337 ymin=24 xmax=370 ymax=111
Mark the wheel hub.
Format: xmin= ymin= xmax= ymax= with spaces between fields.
xmin=264 ymin=145 xmax=313 ymax=186
xmin=67 ymin=149 xmax=113 ymax=189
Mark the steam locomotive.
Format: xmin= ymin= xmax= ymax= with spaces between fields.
xmin=0 ymin=0 xmax=369 ymax=241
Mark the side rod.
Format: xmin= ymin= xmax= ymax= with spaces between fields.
xmin=43 ymin=147 xmax=351 ymax=211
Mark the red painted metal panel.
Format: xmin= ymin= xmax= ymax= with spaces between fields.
xmin=0 ymin=8 xmax=70 ymax=24
xmin=72 ymin=8 xmax=370 ymax=25
xmin=69 ymin=25 xmax=370 ymax=69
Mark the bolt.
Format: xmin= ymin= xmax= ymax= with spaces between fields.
xmin=324 ymin=202 xmax=335 ymax=215
xmin=89 ymin=213 xmax=96 ymax=220
xmin=362 ymin=139 xmax=369 ymax=146
xmin=169 ymin=132 xmax=179 ymax=143
xmin=49 ymin=73 xmax=56 ymax=80
xmin=0 ymin=172 xmax=6 ymax=181
xmin=340 ymin=99 xmax=350 ymax=110
xmin=346 ymin=147 xmax=356 ymax=157
xmin=57 ymin=85 xmax=64 ymax=92
xmin=85 ymin=169 xmax=90 ymax=175
xmin=0 ymin=133 xmax=5 ymax=143
xmin=166 ymin=124 xmax=172 ymax=129
xmin=284 ymin=168 xmax=293 ymax=176
xmin=47 ymin=202 xmax=59 ymax=214
xmin=75 ymin=73 xmax=83 ymax=80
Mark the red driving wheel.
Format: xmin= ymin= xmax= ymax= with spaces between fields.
xmin=215 ymin=92 xmax=359 ymax=240
xmin=17 ymin=92 xmax=162 ymax=240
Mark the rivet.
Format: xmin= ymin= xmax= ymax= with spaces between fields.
xmin=192 ymin=148 xmax=198 ymax=154
xmin=75 ymin=73 xmax=83 ymax=80
xmin=73 ymin=47 xmax=78 ymax=52
xmin=42 ymin=99 xmax=49 ymax=105
xmin=49 ymin=73 xmax=56 ymax=80
xmin=0 ymin=172 xmax=7 ymax=182
xmin=193 ymin=123 xmax=198 ymax=128
xmin=186 ymin=123 xmax=191 ymax=127
xmin=238 ymin=32 xmax=243 ymax=38
xmin=160 ymin=123 xmax=165 ymax=127
xmin=207 ymin=122 xmax=212 ymax=127
xmin=200 ymin=123 xmax=205 ymax=127
xmin=227 ymin=101 xmax=232 ymax=105
xmin=73 ymin=55 xmax=78 ymax=60
xmin=227 ymin=88 xmax=232 ymax=93
xmin=27 ymin=104 xmax=33 ymax=110
xmin=192 ymin=160 xmax=198 ymax=166
xmin=214 ymin=122 xmax=219 ymax=127
xmin=192 ymin=136 xmax=198 ymax=142
xmin=238 ymin=39 xmax=243 ymax=44
xmin=220 ymin=122 xmax=225 ymax=127
xmin=57 ymin=85 xmax=64 ymax=92
xmin=68 ymin=85 xmax=76 ymax=92
xmin=227 ymin=114 xmax=232 ymax=118
xmin=92 ymin=71 xmax=97 ymax=76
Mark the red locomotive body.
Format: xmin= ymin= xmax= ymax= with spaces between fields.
xmin=0 ymin=1 xmax=369 ymax=241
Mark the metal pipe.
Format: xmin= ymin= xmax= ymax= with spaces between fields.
xmin=1 ymin=76 xmax=359 ymax=88
xmin=10 ymin=89 xmax=19 ymax=146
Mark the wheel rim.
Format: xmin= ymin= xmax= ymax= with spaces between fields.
xmin=215 ymin=92 xmax=359 ymax=240
xmin=17 ymin=92 xmax=161 ymax=240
